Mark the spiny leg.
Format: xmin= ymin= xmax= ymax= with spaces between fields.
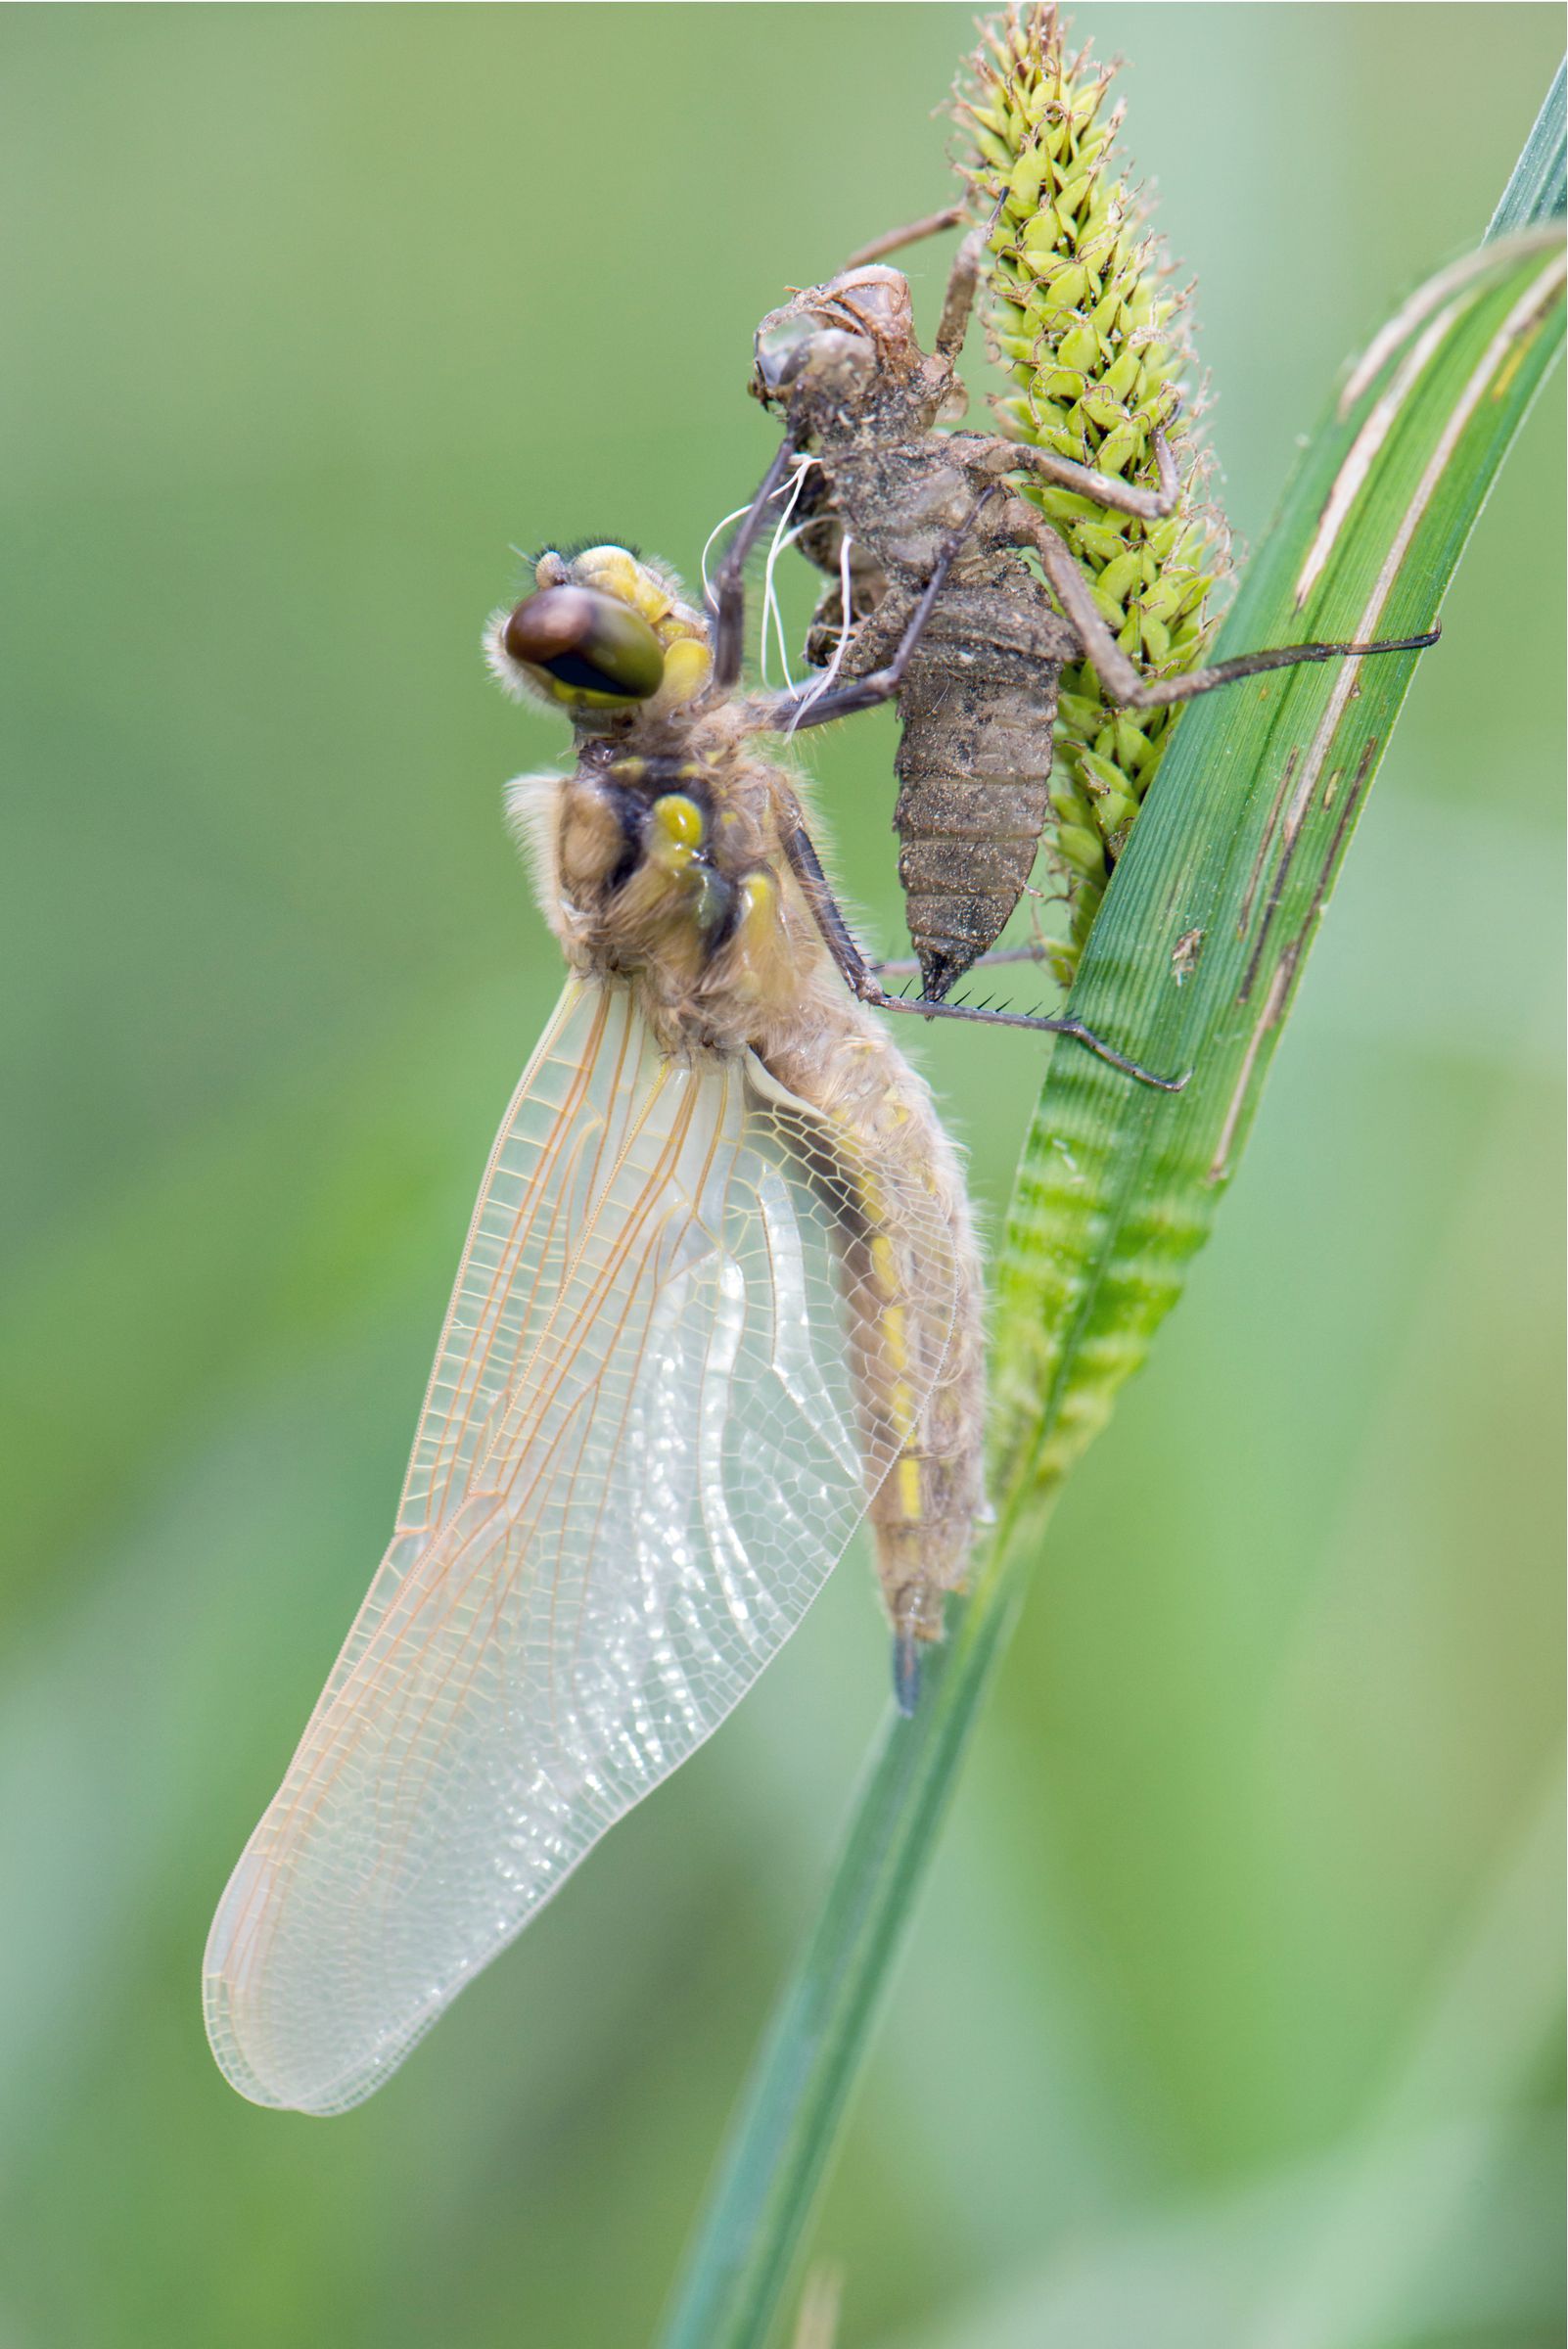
xmin=933 ymin=223 xmax=992 ymax=365
xmin=1017 ymin=503 xmax=1441 ymax=710
xmin=997 ymin=431 xmax=1181 ymax=522
xmin=841 ymin=202 xmax=967 ymax=270
xmin=778 ymin=815 xmax=1187 ymax=1090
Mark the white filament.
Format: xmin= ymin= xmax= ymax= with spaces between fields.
xmin=759 ymin=455 xmax=817 ymax=688
xmin=699 ymin=501 xmax=756 ymax=602
xmin=785 ymin=527 xmax=856 ymax=738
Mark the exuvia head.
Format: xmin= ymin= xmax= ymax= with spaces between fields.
xmin=486 ymin=544 xmax=713 ymax=721
xmin=752 ymin=265 xmax=930 ymax=404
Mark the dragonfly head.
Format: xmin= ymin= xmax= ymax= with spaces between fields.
xmin=486 ymin=545 xmax=713 ymax=721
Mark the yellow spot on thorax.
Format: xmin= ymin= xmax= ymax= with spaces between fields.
xmin=737 ymin=869 xmax=775 ymax=936
xmin=648 ymin=793 xmax=702 ymax=874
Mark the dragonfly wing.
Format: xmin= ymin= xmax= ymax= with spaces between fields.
xmin=204 ymin=979 xmax=957 ymax=2114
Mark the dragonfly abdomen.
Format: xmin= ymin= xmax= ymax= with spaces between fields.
xmin=772 ymin=1014 xmax=987 ymax=1655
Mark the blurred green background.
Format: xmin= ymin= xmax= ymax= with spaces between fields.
xmin=2 ymin=8 xmax=1561 ymax=2345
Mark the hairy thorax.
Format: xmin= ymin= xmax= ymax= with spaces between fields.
xmin=542 ymin=715 xmax=834 ymax=1068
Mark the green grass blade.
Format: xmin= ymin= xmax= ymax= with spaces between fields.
xmin=657 ymin=172 xmax=1564 ymax=2349
xmin=1488 ymin=57 xmax=1565 ymax=236
xmin=990 ymin=221 xmax=1564 ymax=1510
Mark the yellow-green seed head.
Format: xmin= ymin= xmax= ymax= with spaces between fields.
xmin=958 ymin=3 xmax=1232 ymax=983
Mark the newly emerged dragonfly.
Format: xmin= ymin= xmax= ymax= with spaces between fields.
xmin=737 ymin=239 xmax=1440 ymax=1000
xmin=205 ymin=535 xmax=1023 ymax=2115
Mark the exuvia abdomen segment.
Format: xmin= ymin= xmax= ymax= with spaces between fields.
xmin=893 ymin=635 xmax=1059 ymax=1000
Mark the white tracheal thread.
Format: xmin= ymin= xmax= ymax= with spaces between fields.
xmin=762 ymin=521 xmax=822 ymax=690
xmin=786 ymin=524 xmax=856 ymax=740
xmin=759 ymin=454 xmax=818 ymax=689
xmin=699 ymin=500 xmax=756 ymax=602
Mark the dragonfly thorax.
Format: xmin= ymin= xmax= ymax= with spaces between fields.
xmin=514 ymin=729 xmax=808 ymax=1064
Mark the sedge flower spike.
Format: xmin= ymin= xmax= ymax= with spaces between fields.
xmin=958 ymin=3 xmax=1233 ymax=980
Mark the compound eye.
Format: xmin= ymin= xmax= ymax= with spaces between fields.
xmin=502 ymin=587 xmax=666 ymax=703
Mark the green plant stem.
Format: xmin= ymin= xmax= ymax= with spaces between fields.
xmin=656 ymin=82 xmax=1565 ymax=2349
xmin=650 ymin=1509 xmax=1038 ymax=2349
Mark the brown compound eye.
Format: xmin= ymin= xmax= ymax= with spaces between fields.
xmin=502 ymin=586 xmax=665 ymax=705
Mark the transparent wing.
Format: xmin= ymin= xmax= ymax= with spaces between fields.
xmin=204 ymin=978 xmax=957 ymax=2114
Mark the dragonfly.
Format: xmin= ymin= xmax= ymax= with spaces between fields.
xmin=737 ymin=228 xmax=1440 ymax=1001
xmin=203 ymin=532 xmax=1015 ymax=2116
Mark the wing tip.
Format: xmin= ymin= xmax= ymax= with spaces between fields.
xmin=203 ymin=1853 xmax=419 ymax=2118
xmin=202 ymin=1961 xmax=417 ymax=2118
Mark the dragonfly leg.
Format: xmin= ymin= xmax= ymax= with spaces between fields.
xmin=707 ymin=438 xmax=803 ymax=692
xmin=987 ymin=427 xmax=1183 ymax=521
xmin=1017 ymin=504 xmax=1441 ymax=709
xmin=778 ymin=813 xmax=1187 ymax=1090
xmin=932 ymin=222 xmax=992 ymax=366
xmin=839 ymin=202 xmax=967 ymax=270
